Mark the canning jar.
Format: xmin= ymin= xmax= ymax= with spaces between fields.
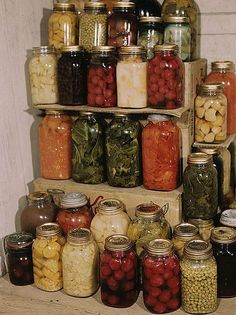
xmin=188 ymin=219 xmax=214 ymax=241
xmin=72 ymin=112 xmax=106 ymax=184
xmin=32 ymin=223 xmax=65 ymax=291
xmin=100 ymin=234 xmax=139 ymax=307
xmin=39 ymin=110 xmax=72 ymax=180
xmin=182 ymin=153 xmax=218 ymax=220
xmin=105 ymin=114 xmax=142 ymax=187
xmin=29 ymin=46 xmax=58 ymax=105
xmin=147 ymin=45 xmax=184 ymax=109
xmin=117 ymin=46 xmax=147 ymax=108
xmin=142 ymin=115 xmax=181 ymax=191
xmin=47 ymin=189 xmax=65 ymax=211
xmin=142 ymin=239 xmax=181 ymax=313
xmin=220 ymin=208 xmax=236 ymax=229
xmin=181 ymin=240 xmax=218 ymax=314
xmin=90 ymin=199 xmax=131 ymax=251
xmin=5 ymin=232 xmax=34 ymax=286
xmin=62 ymin=228 xmax=99 ymax=297
xmin=87 ymin=46 xmax=117 ymax=107
xmin=195 ymin=83 xmax=227 ymax=143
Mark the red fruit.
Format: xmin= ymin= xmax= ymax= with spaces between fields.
xmin=167 ymin=298 xmax=180 ymax=310
xmin=159 ymin=85 xmax=169 ymax=95
xmin=163 ymin=69 xmax=175 ymax=80
xmin=153 ymin=261 xmax=165 ymax=274
xmin=107 ymin=295 xmax=120 ymax=305
xmin=167 ymin=79 xmax=177 ymax=90
xmin=164 ymin=257 xmax=177 ymax=271
xmin=167 ymin=276 xmax=179 ymax=289
xmin=158 ymin=78 xmax=165 ymax=87
xmin=98 ymin=79 xmax=106 ymax=90
xmin=143 ymin=267 xmax=152 ymax=279
xmin=88 ymin=83 xmax=94 ymax=93
xmin=150 ymin=274 xmax=164 ymax=287
xmin=148 ymin=96 xmax=157 ymax=106
xmin=144 ymin=256 xmax=155 ymax=269
xmin=171 ymin=285 xmax=180 ymax=296
xmin=101 ymin=291 xmax=109 ymax=301
xmin=96 ymin=67 xmax=106 ymax=77
xmin=166 ymin=101 xmax=176 ymax=109
xmin=101 ymin=252 xmax=112 ymax=264
xmin=106 ymin=75 xmax=114 ymax=84
xmin=168 ymin=59 xmax=179 ymax=70
xmin=149 ymin=286 xmax=161 ymax=298
xmin=160 ymin=60 xmax=168 ymax=69
xmin=126 ymin=250 xmax=136 ymax=260
xmin=112 ymin=251 xmax=125 ymax=259
xmin=114 ymin=269 xmax=125 ymax=280
xmin=166 ymin=90 xmax=177 ymax=101
xmin=94 ymin=86 xmax=102 ymax=95
xmin=104 ymin=89 xmax=113 ymax=98
xmin=159 ymin=289 xmax=172 ymax=303
xmin=153 ymin=302 xmax=167 ymax=314
xmin=154 ymin=66 xmax=162 ymax=74
xmin=109 ymin=258 xmax=121 ymax=271
xmin=121 ymin=258 xmax=133 ymax=273
xmin=91 ymin=75 xmax=100 ymax=85
xmin=145 ymin=294 xmax=157 ymax=307
xmin=149 ymin=74 xmax=159 ymax=83
xmin=148 ymin=63 xmax=154 ymax=74
xmin=101 ymin=264 xmax=112 ymax=277
xmin=174 ymin=264 xmax=180 ymax=276
xmin=151 ymin=55 xmax=161 ymax=66
xmin=107 ymin=276 xmax=119 ymax=291
xmin=104 ymin=94 xmax=116 ymax=106
xmin=88 ymin=68 xmax=96 ymax=79
xmin=155 ymin=92 xmax=165 ymax=104
xmin=95 ymin=95 xmax=105 ymax=105
xmin=123 ymin=281 xmax=135 ymax=292
xmin=87 ymin=93 xmax=96 ymax=105
xmin=126 ymin=269 xmax=135 ymax=280
xmin=150 ymin=83 xmax=159 ymax=93
xmin=163 ymin=270 xmax=174 ymax=280
xmin=108 ymin=82 xmax=116 ymax=91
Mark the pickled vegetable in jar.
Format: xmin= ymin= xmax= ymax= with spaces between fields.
xmin=188 ymin=219 xmax=214 ymax=242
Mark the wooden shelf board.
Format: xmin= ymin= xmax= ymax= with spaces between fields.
xmin=193 ymin=134 xmax=236 ymax=149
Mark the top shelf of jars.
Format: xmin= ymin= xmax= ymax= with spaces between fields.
xmin=193 ymin=134 xmax=236 ymax=150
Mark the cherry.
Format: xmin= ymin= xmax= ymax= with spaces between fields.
xmin=144 ymin=256 xmax=155 ymax=269
xmin=164 ymin=257 xmax=177 ymax=270
xmin=150 ymin=83 xmax=159 ymax=93
xmin=145 ymin=294 xmax=157 ymax=307
xmin=167 ymin=276 xmax=180 ymax=289
xmin=149 ymin=74 xmax=159 ymax=83
xmin=163 ymin=69 xmax=175 ymax=81
xmin=104 ymin=89 xmax=113 ymax=98
xmin=101 ymin=252 xmax=112 ymax=264
xmin=107 ymin=276 xmax=119 ymax=291
xmin=101 ymin=264 xmax=112 ymax=277
xmin=163 ymin=270 xmax=174 ymax=280
xmin=96 ymin=67 xmax=106 ymax=77
xmin=95 ymin=95 xmax=105 ymax=105
xmin=171 ymin=285 xmax=180 ymax=296
xmin=109 ymin=258 xmax=121 ymax=271
xmin=91 ymin=75 xmax=99 ymax=85
xmin=126 ymin=269 xmax=135 ymax=280
xmin=148 ymin=96 xmax=157 ymax=107
xmin=166 ymin=101 xmax=176 ymax=109
xmin=153 ymin=302 xmax=167 ymax=314
xmin=101 ymin=291 xmax=109 ymax=301
xmin=98 ymin=79 xmax=106 ymax=90
xmin=114 ymin=269 xmax=125 ymax=280
xmin=107 ymin=295 xmax=120 ymax=305
xmin=149 ymin=286 xmax=161 ymax=298
xmin=167 ymin=298 xmax=180 ymax=310
xmin=122 ymin=281 xmax=135 ymax=292
xmin=149 ymin=274 xmax=164 ymax=287
xmin=121 ymin=258 xmax=133 ymax=273
xmin=166 ymin=90 xmax=177 ymax=101
xmin=87 ymin=93 xmax=96 ymax=105
xmin=159 ymin=289 xmax=172 ymax=303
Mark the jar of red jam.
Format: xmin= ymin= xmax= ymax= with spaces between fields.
xmin=142 ymin=239 xmax=181 ymax=313
xmin=100 ymin=234 xmax=139 ymax=308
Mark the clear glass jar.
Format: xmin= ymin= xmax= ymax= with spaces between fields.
xmin=29 ymin=46 xmax=58 ymax=105
xmin=47 ymin=189 xmax=65 ymax=210
xmin=195 ymin=83 xmax=227 ymax=143
xmin=62 ymin=228 xmax=99 ymax=297
xmin=147 ymin=44 xmax=184 ymax=109
xmin=142 ymin=239 xmax=181 ymax=313
xmin=90 ymin=199 xmax=131 ymax=251
xmin=188 ymin=219 xmax=214 ymax=241
xmin=142 ymin=115 xmax=181 ymax=190
xmin=117 ymin=46 xmax=147 ymax=108
xmin=87 ymin=46 xmax=117 ymax=107
xmin=220 ymin=208 xmax=236 ymax=229
xmin=100 ymin=234 xmax=139 ymax=307
xmin=39 ymin=110 xmax=72 ymax=180
xmin=105 ymin=114 xmax=142 ymax=187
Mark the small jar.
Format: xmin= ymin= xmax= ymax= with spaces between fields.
xmin=220 ymin=209 xmax=236 ymax=229
xmin=100 ymin=234 xmax=139 ymax=308
xmin=62 ymin=228 xmax=99 ymax=297
xmin=87 ymin=46 xmax=117 ymax=107
xmin=5 ymin=232 xmax=34 ymax=286
xmin=188 ymin=219 xmax=214 ymax=241
xmin=147 ymin=44 xmax=184 ymax=109
xmin=29 ymin=46 xmax=58 ymax=105
xmin=195 ymin=83 xmax=227 ymax=143
xmin=117 ymin=46 xmax=147 ymax=108
xmin=32 ymin=223 xmax=65 ymax=291
xmin=142 ymin=239 xmax=181 ymax=313
xmin=90 ymin=199 xmax=131 ymax=251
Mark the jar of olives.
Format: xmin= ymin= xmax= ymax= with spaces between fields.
xmin=188 ymin=218 xmax=214 ymax=241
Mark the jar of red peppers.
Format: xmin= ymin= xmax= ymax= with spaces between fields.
xmin=142 ymin=115 xmax=181 ymax=190
xmin=100 ymin=234 xmax=139 ymax=308
xmin=147 ymin=44 xmax=184 ymax=109
xmin=142 ymin=239 xmax=181 ymax=313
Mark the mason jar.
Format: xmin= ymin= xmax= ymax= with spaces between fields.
xmin=188 ymin=218 xmax=214 ymax=241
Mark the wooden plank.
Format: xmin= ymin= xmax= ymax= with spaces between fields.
xmin=193 ymin=134 xmax=236 ymax=150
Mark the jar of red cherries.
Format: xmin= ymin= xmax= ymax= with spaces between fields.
xmin=100 ymin=234 xmax=139 ymax=308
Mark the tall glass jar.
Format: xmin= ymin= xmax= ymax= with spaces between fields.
xmin=105 ymin=114 xmax=142 ymax=187
xmin=188 ymin=218 xmax=214 ymax=241
xmin=142 ymin=115 xmax=181 ymax=191
xmin=62 ymin=228 xmax=99 ymax=297
xmin=117 ymin=46 xmax=147 ymax=108
xmin=87 ymin=46 xmax=117 ymax=107
xmin=147 ymin=45 xmax=184 ymax=109
xmin=29 ymin=46 xmax=58 ymax=105
xmin=39 ymin=110 xmax=72 ymax=180
xmin=142 ymin=239 xmax=181 ymax=314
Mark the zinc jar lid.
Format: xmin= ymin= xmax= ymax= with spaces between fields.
xmin=139 ymin=16 xmax=162 ymax=23
xmin=98 ymin=198 xmax=124 ymax=214
xmin=36 ymin=223 xmax=61 ymax=237
xmin=198 ymin=148 xmax=219 ymax=155
xmin=45 ymin=110 xmax=64 ymax=115
xmin=147 ymin=114 xmax=170 ymax=121
xmin=211 ymin=227 xmax=236 ymax=244
xmin=188 ymin=218 xmax=214 ymax=228
xmin=212 ymin=61 xmax=235 ymax=71
xmin=5 ymin=232 xmax=33 ymax=249
xmin=84 ymin=1 xmax=106 ymax=9
xmin=119 ymin=45 xmax=146 ymax=55
xmin=112 ymin=1 xmax=135 ymax=9
xmin=154 ymin=44 xmax=178 ymax=53
xmin=199 ymin=83 xmax=224 ymax=93
xmin=174 ymin=223 xmax=199 ymax=239
xmin=220 ymin=209 xmax=236 ymax=227
xmin=67 ymin=228 xmax=92 ymax=244
xmin=27 ymin=191 xmax=51 ymax=202
xmin=32 ymin=46 xmax=55 ymax=54
xmin=164 ymin=16 xmax=190 ymax=23
xmin=62 ymin=45 xmax=83 ymax=53
xmin=184 ymin=240 xmax=212 ymax=260
xmin=53 ymin=3 xmax=75 ymax=11
xmin=136 ymin=202 xmax=168 ymax=219
xmin=105 ymin=234 xmax=133 ymax=251
xmin=60 ymin=192 xmax=88 ymax=208
xmin=91 ymin=46 xmax=116 ymax=53
xmin=187 ymin=152 xmax=213 ymax=165
xmin=146 ymin=239 xmax=174 ymax=256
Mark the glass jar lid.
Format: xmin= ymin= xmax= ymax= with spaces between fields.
xmin=105 ymin=234 xmax=133 ymax=251
xmin=199 ymin=83 xmax=224 ymax=93
xmin=220 ymin=209 xmax=236 ymax=227
xmin=211 ymin=227 xmax=236 ymax=244
xmin=147 ymin=114 xmax=170 ymax=121
xmin=188 ymin=218 xmax=214 ymax=228
xmin=91 ymin=46 xmax=116 ymax=54
xmin=98 ymin=198 xmax=124 ymax=214
xmin=184 ymin=240 xmax=213 ymax=260
xmin=119 ymin=46 xmax=146 ymax=55
xmin=164 ymin=16 xmax=190 ymax=23
xmin=5 ymin=232 xmax=33 ymax=249
xmin=211 ymin=61 xmax=235 ymax=71
xmin=27 ymin=191 xmax=51 ymax=202
xmin=139 ymin=17 xmax=162 ymax=23
xmin=32 ymin=46 xmax=55 ymax=54
xmin=154 ymin=44 xmax=178 ymax=53
xmin=60 ymin=192 xmax=88 ymax=208
xmin=187 ymin=152 xmax=213 ymax=165
xmin=174 ymin=223 xmax=199 ymax=240
xmin=135 ymin=202 xmax=168 ymax=219
xmin=36 ymin=223 xmax=61 ymax=237
xmin=61 ymin=45 xmax=83 ymax=52
xmin=146 ymin=239 xmax=173 ymax=256
xmin=53 ymin=3 xmax=75 ymax=11
xmin=67 ymin=228 xmax=92 ymax=245
xmin=84 ymin=1 xmax=106 ymax=10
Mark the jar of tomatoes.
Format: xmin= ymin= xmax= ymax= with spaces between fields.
xmin=142 ymin=115 xmax=181 ymax=191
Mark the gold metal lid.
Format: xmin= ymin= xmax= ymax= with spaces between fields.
xmin=61 ymin=192 xmax=88 ymax=208
xmin=187 ymin=152 xmax=213 ymax=165
xmin=98 ymin=198 xmax=124 ymax=214
xmin=211 ymin=227 xmax=236 ymax=244
xmin=188 ymin=218 xmax=214 ymax=228
xmin=84 ymin=1 xmax=106 ymax=9
xmin=36 ymin=223 xmax=61 ymax=237
xmin=199 ymin=83 xmax=224 ymax=93
xmin=174 ymin=223 xmax=199 ymax=239
xmin=53 ymin=3 xmax=75 ymax=11
xmin=6 ymin=232 xmax=33 ymax=249
xmin=198 ymin=148 xmax=219 ymax=155
xmin=47 ymin=188 xmax=65 ymax=196
xmin=112 ymin=1 xmax=135 ymax=9
xmin=154 ymin=44 xmax=179 ymax=53
xmin=32 ymin=46 xmax=55 ymax=54
xmin=220 ymin=209 xmax=236 ymax=227
xmin=184 ymin=240 xmax=212 ymax=260
xmin=79 ymin=111 xmax=95 ymax=116
xmin=139 ymin=16 xmax=162 ymax=23
xmin=119 ymin=45 xmax=146 ymax=55
xmin=67 ymin=228 xmax=92 ymax=244
xmin=62 ymin=45 xmax=83 ymax=52
xmin=27 ymin=191 xmax=51 ymax=202
xmin=147 ymin=114 xmax=170 ymax=121
xmin=91 ymin=46 xmax=116 ymax=53
xmin=146 ymin=239 xmax=174 ymax=256
xmin=105 ymin=234 xmax=133 ymax=251
xmin=164 ymin=16 xmax=190 ymax=23
xmin=45 ymin=110 xmax=64 ymax=115
xmin=135 ymin=202 xmax=168 ymax=219
xmin=211 ymin=61 xmax=234 ymax=71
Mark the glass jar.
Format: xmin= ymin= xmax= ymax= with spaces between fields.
xmin=182 ymin=153 xmax=218 ymax=220
xmin=188 ymin=219 xmax=214 ymax=241
xmin=79 ymin=2 xmax=107 ymax=52
xmin=117 ymin=46 xmax=147 ymax=108
xmin=108 ymin=2 xmax=137 ymax=48
xmin=142 ymin=239 xmax=181 ymax=313
xmin=87 ymin=46 xmax=117 ymax=107
xmin=32 ymin=223 xmax=65 ymax=291
xmin=195 ymin=83 xmax=227 ymax=143
xmin=205 ymin=61 xmax=236 ymax=135
xmin=72 ymin=112 xmax=106 ymax=184
xmin=134 ymin=0 xmax=161 ymax=17
xmin=5 ymin=232 xmax=34 ymax=286
xmin=142 ymin=115 xmax=181 ymax=190
xmin=220 ymin=208 xmax=236 ymax=229
xmin=147 ymin=45 xmax=184 ymax=109
xmin=47 ymin=189 xmax=65 ymax=210
xmin=100 ymin=234 xmax=139 ymax=307
xmin=105 ymin=114 xmax=142 ymax=187
xmin=39 ymin=110 xmax=72 ymax=180
xmin=90 ymin=199 xmax=131 ymax=251
xmin=29 ymin=46 xmax=58 ymax=105
xmin=62 ymin=228 xmax=99 ymax=297
xmin=181 ymin=240 xmax=218 ymax=314
xmin=56 ymin=192 xmax=93 ymax=234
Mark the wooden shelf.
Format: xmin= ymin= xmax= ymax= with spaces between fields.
xmin=193 ymin=134 xmax=236 ymax=150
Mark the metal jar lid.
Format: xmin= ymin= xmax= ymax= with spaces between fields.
xmin=187 ymin=152 xmax=213 ymax=165
xmin=36 ymin=223 xmax=61 ymax=237
xmin=211 ymin=227 xmax=236 ymax=244
xmin=27 ymin=191 xmax=51 ymax=202
xmin=91 ymin=46 xmax=116 ymax=54
xmin=139 ymin=16 xmax=162 ymax=23
xmin=220 ymin=209 xmax=236 ymax=227
xmin=84 ymin=1 xmax=106 ymax=10
xmin=62 ymin=45 xmax=84 ymax=53
xmin=198 ymin=148 xmax=219 ymax=155
xmin=184 ymin=240 xmax=213 ymax=260
xmin=188 ymin=218 xmax=214 ymax=228
xmin=105 ymin=234 xmax=133 ymax=252
xmin=119 ymin=45 xmax=146 ymax=55
xmin=146 ymin=239 xmax=174 ymax=256
xmin=174 ymin=223 xmax=199 ymax=240
xmin=67 ymin=228 xmax=92 ymax=245
xmin=211 ymin=61 xmax=235 ymax=71
xmin=135 ymin=202 xmax=168 ymax=219
xmin=154 ymin=44 xmax=179 ymax=53
xmin=199 ymin=83 xmax=224 ymax=93
xmin=112 ymin=1 xmax=135 ymax=9
xmin=60 ymin=192 xmax=88 ymax=208
xmin=164 ymin=16 xmax=190 ymax=24
xmin=53 ymin=3 xmax=75 ymax=11
xmin=45 ymin=110 xmax=64 ymax=115
xmin=32 ymin=46 xmax=55 ymax=55
xmin=147 ymin=114 xmax=170 ymax=121
xmin=98 ymin=198 xmax=124 ymax=214
xmin=5 ymin=232 xmax=33 ymax=249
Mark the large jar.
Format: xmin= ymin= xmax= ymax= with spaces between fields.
xmin=62 ymin=228 xmax=99 ymax=297
xmin=100 ymin=234 xmax=139 ymax=307
xmin=105 ymin=114 xmax=142 ymax=188
xmin=142 ymin=239 xmax=181 ymax=314
xmin=147 ymin=45 xmax=184 ymax=109
xmin=142 ymin=115 xmax=181 ymax=191
xmin=90 ymin=199 xmax=131 ymax=251
xmin=188 ymin=219 xmax=214 ymax=242
xmin=72 ymin=112 xmax=106 ymax=184
xmin=39 ymin=110 xmax=72 ymax=180
xmin=29 ymin=46 xmax=58 ymax=105
xmin=182 ymin=153 xmax=218 ymax=220
xmin=117 ymin=46 xmax=147 ymax=108
xmin=134 ymin=0 xmax=161 ymax=17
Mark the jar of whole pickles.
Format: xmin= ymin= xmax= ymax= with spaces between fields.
xmin=100 ymin=234 xmax=139 ymax=307
xmin=147 ymin=45 xmax=184 ymax=109
xmin=62 ymin=228 xmax=99 ymax=297
xmin=142 ymin=239 xmax=181 ymax=313
xmin=32 ymin=223 xmax=65 ymax=292
xmin=105 ymin=114 xmax=142 ymax=187
xmin=29 ymin=46 xmax=58 ymax=105
xmin=87 ymin=46 xmax=117 ymax=107
xmin=188 ymin=219 xmax=214 ymax=241
xmin=195 ymin=83 xmax=227 ymax=143
xmin=39 ymin=110 xmax=72 ymax=180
